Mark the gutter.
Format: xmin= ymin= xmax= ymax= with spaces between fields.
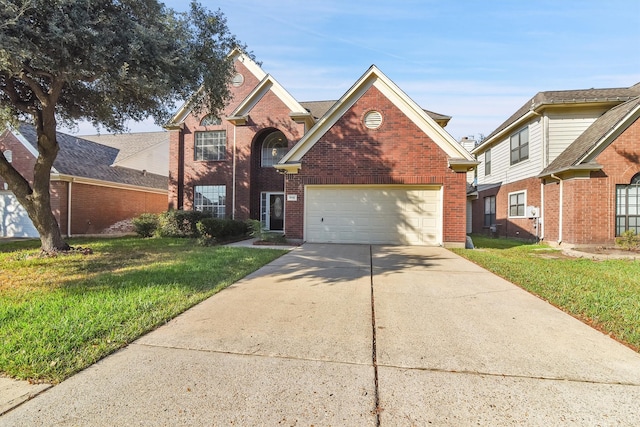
xmin=50 ymin=174 xmax=168 ymax=195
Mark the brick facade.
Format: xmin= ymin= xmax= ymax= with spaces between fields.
xmin=284 ymin=85 xmax=468 ymax=245
xmin=1 ymin=129 xmax=167 ymax=237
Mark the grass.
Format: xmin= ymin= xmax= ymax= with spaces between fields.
xmin=0 ymin=237 xmax=288 ymax=383
xmin=451 ymin=235 xmax=640 ymax=352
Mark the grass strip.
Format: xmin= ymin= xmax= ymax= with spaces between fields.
xmin=451 ymin=236 xmax=640 ymax=352
xmin=0 ymin=237 xmax=287 ymax=383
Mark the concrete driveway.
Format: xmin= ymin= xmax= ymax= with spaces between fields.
xmin=2 ymin=244 xmax=640 ymax=425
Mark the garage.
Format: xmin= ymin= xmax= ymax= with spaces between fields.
xmin=0 ymin=191 xmax=39 ymax=238
xmin=305 ymin=185 xmax=442 ymax=245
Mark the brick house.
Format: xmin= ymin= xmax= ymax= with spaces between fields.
xmin=0 ymin=124 xmax=167 ymax=238
xmin=166 ymin=51 xmax=476 ymax=246
xmin=470 ymin=83 xmax=640 ymax=246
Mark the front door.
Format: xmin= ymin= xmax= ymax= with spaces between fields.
xmin=269 ymin=193 xmax=284 ymax=231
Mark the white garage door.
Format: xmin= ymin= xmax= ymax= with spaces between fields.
xmin=305 ymin=185 xmax=442 ymax=245
xmin=0 ymin=191 xmax=39 ymax=238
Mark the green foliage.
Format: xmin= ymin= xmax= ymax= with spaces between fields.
xmin=0 ymin=237 xmax=287 ymax=383
xmin=247 ymin=219 xmax=287 ymax=244
xmin=0 ymin=0 xmax=249 ymax=130
xmin=156 ymin=210 xmax=211 ymax=238
xmin=196 ymin=218 xmax=249 ymax=246
xmin=131 ymin=213 xmax=159 ymax=238
xmin=616 ymin=230 xmax=640 ymax=251
xmin=452 ymin=240 xmax=640 ymax=351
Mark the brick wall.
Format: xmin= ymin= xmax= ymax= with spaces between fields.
xmin=472 ymin=177 xmax=541 ymax=241
xmin=70 ymin=183 xmax=166 ymax=234
xmin=174 ymin=59 xmax=305 ymax=221
xmin=0 ymin=130 xmax=36 ymax=187
xmin=284 ymin=85 xmax=468 ymax=244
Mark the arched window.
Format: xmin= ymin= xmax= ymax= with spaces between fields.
xmin=615 ymin=172 xmax=640 ymax=236
xmin=261 ymin=131 xmax=287 ymax=167
xmin=200 ymin=114 xmax=221 ymax=126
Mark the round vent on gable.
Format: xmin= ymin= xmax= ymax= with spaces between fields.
xmin=232 ymin=73 xmax=244 ymax=87
xmin=364 ymin=110 xmax=383 ymax=129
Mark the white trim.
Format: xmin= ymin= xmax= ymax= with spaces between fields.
xmin=278 ymin=66 xmax=473 ymax=171
xmin=507 ymin=189 xmax=528 ymax=218
xmin=579 ymin=102 xmax=640 ymax=163
xmin=261 ymin=191 xmax=285 ymax=232
xmin=472 ymin=110 xmax=539 ymax=155
xmin=51 ymin=174 xmax=167 ymax=195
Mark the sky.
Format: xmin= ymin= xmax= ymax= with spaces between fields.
xmin=64 ymin=0 xmax=640 ymax=141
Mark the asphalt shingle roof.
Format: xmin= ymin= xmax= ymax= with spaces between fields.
xmin=539 ymin=96 xmax=640 ymax=175
xmin=18 ymin=124 xmax=168 ymax=190
xmin=80 ymin=132 xmax=168 ymax=165
xmin=484 ymin=83 xmax=640 ymax=143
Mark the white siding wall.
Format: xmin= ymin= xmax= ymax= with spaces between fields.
xmin=547 ymin=107 xmax=607 ymax=165
xmin=477 ymin=117 xmax=543 ymax=187
xmin=115 ymin=141 xmax=169 ymax=176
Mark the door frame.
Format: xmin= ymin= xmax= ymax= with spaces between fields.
xmin=261 ymin=191 xmax=285 ymax=232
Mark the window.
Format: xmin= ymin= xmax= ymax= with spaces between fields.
xmin=509 ymin=191 xmax=526 ymax=217
xmin=3 ymin=150 xmax=12 ymax=163
xmin=484 ymin=195 xmax=496 ymax=227
xmin=261 ymin=131 xmax=288 ymax=167
xmin=194 ymin=185 xmax=226 ymax=218
xmin=616 ymin=173 xmax=640 ymax=236
xmin=195 ymin=131 xmax=226 ymax=161
xmin=200 ymin=114 xmax=221 ymax=126
xmin=484 ymin=149 xmax=491 ymax=176
xmin=510 ymin=127 xmax=529 ymax=165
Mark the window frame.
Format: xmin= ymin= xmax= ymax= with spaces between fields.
xmin=484 ymin=149 xmax=491 ymax=176
xmin=484 ymin=195 xmax=496 ymax=227
xmin=193 ymin=185 xmax=226 ymax=218
xmin=200 ymin=114 xmax=221 ymax=126
xmin=510 ymin=126 xmax=529 ymax=165
xmin=261 ymin=131 xmax=288 ymax=167
xmin=194 ymin=130 xmax=226 ymax=161
xmin=508 ymin=190 xmax=527 ymax=218
xmin=615 ymin=173 xmax=640 ymax=236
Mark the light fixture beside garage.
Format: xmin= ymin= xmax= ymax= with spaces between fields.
xmin=363 ymin=110 xmax=383 ymax=129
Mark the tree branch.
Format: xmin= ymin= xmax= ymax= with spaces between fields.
xmin=0 ymin=73 xmax=37 ymax=115
xmin=19 ymin=68 xmax=49 ymax=107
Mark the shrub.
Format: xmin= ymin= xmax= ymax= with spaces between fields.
xmin=196 ymin=218 xmax=249 ymax=246
xmin=156 ymin=210 xmax=211 ymax=238
xmin=247 ymin=219 xmax=287 ymax=244
xmin=132 ymin=213 xmax=159 ymax=238
xmin=616 ymin=230 xmax=640 ymax=251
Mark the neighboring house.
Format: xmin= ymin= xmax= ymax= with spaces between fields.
xmin=0 ymin=124 xmax=168 ymax=238
xmin=470 ymin=83 xmax=640 ymax=246
xmin=166 ymin=50 xmax=476 ymax=246
xmin=81 ymin=131 xmax=169 ymax=176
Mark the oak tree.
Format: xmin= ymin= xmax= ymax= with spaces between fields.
xmin=0 ymin=0 xmax=245 ymax=252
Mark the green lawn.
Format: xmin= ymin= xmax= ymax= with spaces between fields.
xmin=0 ymin=237 xmax=287 ymax=383
xmin=451 ymin=235 xmax=640 ymax=352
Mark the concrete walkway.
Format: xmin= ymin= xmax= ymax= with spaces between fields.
xmin=1 ymin=244 xmax=640 ymax=425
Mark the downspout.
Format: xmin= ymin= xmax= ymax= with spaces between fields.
xmin=550 ymin=174 xmax=562 ymax=244
xmin=539 ymin=182 xmax=544 ymax=240
xmin=67 ymin=178 xmax=73 ymax=237
xmin=232 ymin=125 xmax=236 ymax=220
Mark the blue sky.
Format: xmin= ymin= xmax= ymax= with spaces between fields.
xmin=67 ymin=0 xmax=640 ymax=141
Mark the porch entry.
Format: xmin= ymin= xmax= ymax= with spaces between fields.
xmin=261 ymin=192 xmax=284 ymax=231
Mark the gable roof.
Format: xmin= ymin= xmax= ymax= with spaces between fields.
xmin=226 ymin=74 xmax=314 ymax=128
xmin=165 ymin=49 xmax=267 ymax=128
xmin=80 ymin=131 xmax=168 ymax=166
xmin=276 ymin=65 xmax=475 ymax=174
xmin=473 ymin=82 xmax=640 ymax=154
xmin=16 ymin=124 xmax=167 ymax=190
xmin=538 ymin=96 xmax=640 ymax=177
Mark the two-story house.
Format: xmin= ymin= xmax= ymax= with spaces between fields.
xmin=470 ymin=83 xmax=640 ymax=246
xmin=165 ymin=50 xmax=476 ymax=247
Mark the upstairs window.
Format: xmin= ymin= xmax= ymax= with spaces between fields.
xmin=195 ymin=131 xmax=226 ymax=161
xmin=484 ymin=149 xmax=491 ymax=176
xmin=200 ymin=114 xmax=221 ymax=126
xmin=261 ymin=131 xmax=288 ymax=167
xmin=510 ymin=127 xmax=529 ymax=165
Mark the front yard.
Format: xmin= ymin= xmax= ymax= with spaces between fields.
xmin=0 ymin=237 xmax=287 ymax=383
xmin=451 ymin=236 xmax=640 ymax=352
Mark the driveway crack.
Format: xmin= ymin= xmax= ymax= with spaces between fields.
xmin=370 ymin=245 xmax=382 ymax=426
